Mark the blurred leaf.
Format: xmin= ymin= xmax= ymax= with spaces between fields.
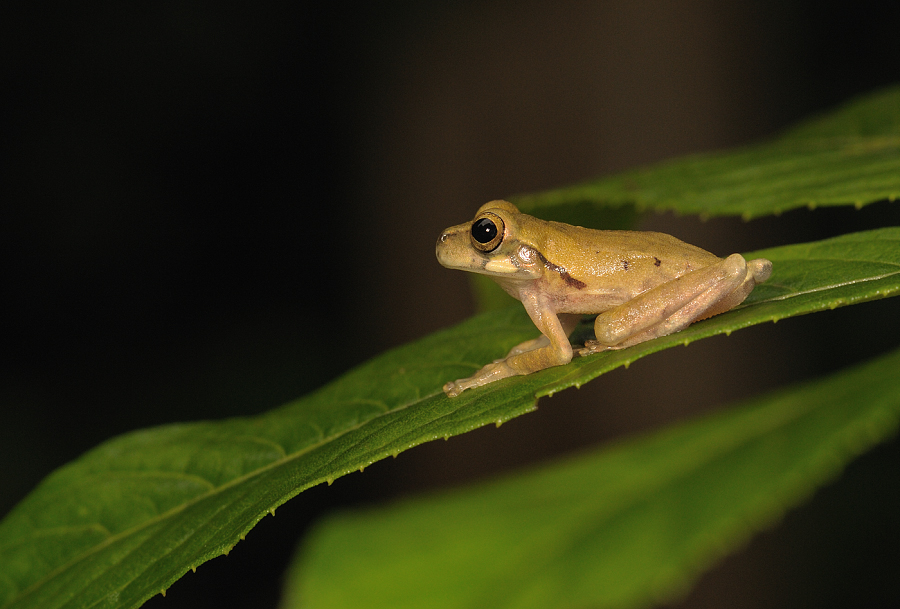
xmin=287 ymin=345 xmax=900 ymax=609
xmin=0 ymin=227 xmax=898 ymax=609
xmin=513 ymin=86 xmax=900 ymax=219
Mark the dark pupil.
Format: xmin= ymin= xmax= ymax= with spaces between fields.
xmin=472 ymin=218 xmax=498 ymax=244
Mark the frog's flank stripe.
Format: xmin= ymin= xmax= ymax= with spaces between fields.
xmin=536 ymin=251 xmax=587 ymax=289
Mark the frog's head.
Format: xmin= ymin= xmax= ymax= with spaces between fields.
xmin=436 ymin=200 xmax=540 ymax=280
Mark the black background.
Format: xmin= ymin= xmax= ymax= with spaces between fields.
xmin=2 ymin=2 xmax=900 ymax=608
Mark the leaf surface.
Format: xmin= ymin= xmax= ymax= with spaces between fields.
xmin=513 ymin=86 xmax=900 ymax=219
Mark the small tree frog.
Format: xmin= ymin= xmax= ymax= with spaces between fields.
xmin=436 ymin=200 xmax=772 ymax=397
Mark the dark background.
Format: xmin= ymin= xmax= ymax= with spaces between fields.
xmin=2 ymin=2 xmax=899 ymax=608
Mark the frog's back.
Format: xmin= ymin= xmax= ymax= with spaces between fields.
xmin=533 ymin=220 xmax=721 ymax=285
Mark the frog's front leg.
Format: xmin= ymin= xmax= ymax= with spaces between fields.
xmin=443 ymin=304 xmax=577 ymax=397
xmin=494 ymin=313 xmax=581 ymax=361
xmin=579 ymin=254 xmax=771 ymax=354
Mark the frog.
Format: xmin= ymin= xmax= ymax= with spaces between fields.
xmin=436 ymin=200 xmax=772 ymax=397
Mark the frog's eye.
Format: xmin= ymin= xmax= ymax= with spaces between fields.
xmin=470 ymin=214 xmax=505 ymax=252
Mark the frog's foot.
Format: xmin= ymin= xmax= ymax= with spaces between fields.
xmin=442 ymin=380 xmax=466 ymax=397
xmin=443 ymin=361 xmax=516 ymax=397
xmin=576 ymin=340 xmax=614 ymax=357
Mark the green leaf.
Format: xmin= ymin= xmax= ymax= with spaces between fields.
xmin=0 ymin=227 xmax=898 ymax=609
xmin=512 ymin=86 xmax=900 ymax=220
xmin=286 ymin=344 xmax=900 ymax=609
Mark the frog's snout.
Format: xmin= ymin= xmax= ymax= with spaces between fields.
xmin=435 ymin=231 xmax=451 ymax=264
xmin=436 ymin=226 xmax=467 ymax=269
xmin=436 ymin=231 xmax=450 ymax=256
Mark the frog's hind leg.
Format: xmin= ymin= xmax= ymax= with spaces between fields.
xmin=694 ymin=257 xmax=772 ymax=321
xmin=580 ymin=254 xmax=769 ymax=355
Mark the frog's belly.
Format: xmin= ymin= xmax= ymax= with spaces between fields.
xmin=556 ymin=288 xmax=631 ymax=315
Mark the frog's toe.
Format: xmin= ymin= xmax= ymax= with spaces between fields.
xmin=576 ymin=340 xmax=611 ymax=357
xmin=443 ymin=380 xmax=463 ymax=397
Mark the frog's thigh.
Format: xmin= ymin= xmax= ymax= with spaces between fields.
xmin=593 ymin=254 xmax=749 ymax=347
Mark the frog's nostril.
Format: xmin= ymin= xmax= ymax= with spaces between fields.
xmin=440 ymin=232 xmax=450 ymax=243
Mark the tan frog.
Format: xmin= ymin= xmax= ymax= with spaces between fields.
xmin=436 ymin=200 xmax=772 ymax=397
